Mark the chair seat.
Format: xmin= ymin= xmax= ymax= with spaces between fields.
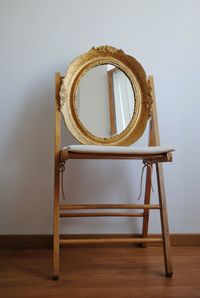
xmin=61 ymin=145 xmax=174 ymax=161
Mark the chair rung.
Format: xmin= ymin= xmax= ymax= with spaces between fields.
xmin=59 ymin=204 xmax=160 ymax=210
xmin=59 ymin=237 xmax=163 ymax=245
xmin=60 ymin=212 xmax=144 ymax=217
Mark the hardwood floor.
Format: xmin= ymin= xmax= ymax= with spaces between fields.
xmin=0 ymin=246 xmax=200 ymax=298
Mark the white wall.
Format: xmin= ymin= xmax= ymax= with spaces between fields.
xmin=0 ymin=0 xmax=200 ymax=234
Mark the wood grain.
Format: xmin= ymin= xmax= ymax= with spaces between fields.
xmin=59 ymin=237 xmax=163 ymax=245
xmin=59 ymin=204 xmax=161 ymax=210
xmin=156 ymin=162 xmax=173 ymax=277
xmin=59 ymin=212 xmax=144 ymax=217
xmin=53 ymin=73 xmax=62 ymax=280
xmin=0 ymin=247 xmax=200 ymax=298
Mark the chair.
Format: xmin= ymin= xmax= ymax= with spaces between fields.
xmin=53 ymin=46 xmax=174 ymax=280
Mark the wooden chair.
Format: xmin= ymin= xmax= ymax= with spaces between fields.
xmin=53 ymin=46 xmax=174 ymax=280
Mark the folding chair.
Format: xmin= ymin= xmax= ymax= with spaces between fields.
xmin=53 ymin=46 xmax=174 ymax=279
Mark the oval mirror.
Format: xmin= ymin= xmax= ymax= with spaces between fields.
xmin=76 ymin=64 xmax=135 ymax=138
xmin=60 ymin=46 xmax=152 ymax=146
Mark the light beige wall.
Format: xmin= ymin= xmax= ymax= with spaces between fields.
xmin=0 ymin=0 xmax=200 ymax=234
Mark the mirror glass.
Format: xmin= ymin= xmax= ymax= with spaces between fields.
xmin=76 ymin=64 xmax=135 ymax=138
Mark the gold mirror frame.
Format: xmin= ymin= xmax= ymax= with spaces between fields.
xmin=60 ymin=46 xmax=153 ymax=146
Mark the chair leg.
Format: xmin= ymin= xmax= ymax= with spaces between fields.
xmin=53 ymin=165 xmax=60 ymax=280
xmin=53 ymin=204 xmax=59 ymax=279
xmin=141 ymin=165 xmax=152 ymax=247
xmin=156 ymin=163 xmax=173 ymax=277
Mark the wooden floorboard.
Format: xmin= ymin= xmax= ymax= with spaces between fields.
xmin=1 ymin=234 xmax=200 ymax=248
xmin=0 ymin=247 xmax=200 ymax=297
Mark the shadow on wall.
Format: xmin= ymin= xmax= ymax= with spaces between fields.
xmin=0 ymin=72 xmax=143 ymax=234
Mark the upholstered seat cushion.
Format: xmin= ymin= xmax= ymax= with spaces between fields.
xmin=62 ymin=145 xmax=174 ymax=155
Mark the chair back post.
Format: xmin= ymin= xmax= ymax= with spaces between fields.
xmin=148 ymin=75 xmax=160 ymax=147
xmin=53 ymin=72 xmax=62 ymax=280
xmin=142 ymin=75 xmax=161 ymax=244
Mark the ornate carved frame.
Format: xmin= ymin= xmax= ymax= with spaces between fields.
xmin=60 ymin=46 xmax=153 ymax=145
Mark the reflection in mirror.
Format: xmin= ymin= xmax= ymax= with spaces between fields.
xmin=76 ymin=64 xmax=135 ymax=138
